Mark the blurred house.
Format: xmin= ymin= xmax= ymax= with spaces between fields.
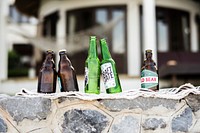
xmin=0 ymin=0 xmax=200 ymax=94
xmin=0 ymin=0 xmax=39 ymax=94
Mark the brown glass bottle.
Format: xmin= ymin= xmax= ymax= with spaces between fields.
xmin=37 ymin=50 xmax=57 ymax=93
xmin=141 ymin=49 xmax=159 ymax=91
xmin=58 ymin=49 xmax=79 ymax=92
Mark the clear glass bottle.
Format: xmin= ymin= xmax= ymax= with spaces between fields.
xmin=84 ymin=36 xmax=100 ymax=94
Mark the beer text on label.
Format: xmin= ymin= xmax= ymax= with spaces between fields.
xmin=101 ymin=63 xmax=116 ymax=89
xmin=141 ymin=76 xmax=158 ymax=84
xmin=102 ymin=66 xmax=114 ymax=82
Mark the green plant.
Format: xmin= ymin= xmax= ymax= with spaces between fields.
xmin=8 ymin=50 xmax=28 ymax=77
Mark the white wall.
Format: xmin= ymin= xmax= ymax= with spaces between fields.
xmin=39 ymin=0 xmax=200 ymax=77
xmin=6 ymin=23 xmax=37 ymax=50
xmin=40 ymin=0 xmax=142 ymax=77
xmin=0 ymin=0 xmax=8 ymax=80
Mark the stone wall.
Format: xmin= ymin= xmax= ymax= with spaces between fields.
xmin=0 ymin=93 xmax=200 ymax=133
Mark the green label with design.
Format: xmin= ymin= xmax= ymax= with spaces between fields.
xmin=141 ymin=69 xmax=158 ymax=89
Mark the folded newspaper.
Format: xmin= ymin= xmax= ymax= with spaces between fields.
xmin=16 ymin=83 xmax=200 ymax=100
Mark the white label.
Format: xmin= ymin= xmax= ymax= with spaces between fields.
xmin=101 ymin=63 xmax=116 ymax=89
xmin=84 ymin=67 xmax=88 ymax=86
xmin=141 ymin=76 xmax=158 ymax=84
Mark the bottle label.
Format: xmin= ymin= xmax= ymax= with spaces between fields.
xmin=141 ymin=69 xmax=158 ymax=89
xmin=84 ymin=67 xmax=89 ymax=86
xmin=101 ymin=63 xmax=116 ymax=89
xmin=42 ymin=73 xmax=53 ymax=83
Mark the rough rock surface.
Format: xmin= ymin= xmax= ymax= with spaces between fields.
xmin=171 ymin=107 xmax=193 ymax=132
xmin=62 ymin=109 xmax=110 ymax=133
xmin=142 ymin=118 xmax=166 ymax=130
xmin=111 ymin=115 xmax=140 ymax=133
xmin=0 ymin=117 xmax=7 ymax=132
xmin=0 ymin=93 xmax=199 ymax=132
xmin=0 ymin=96 xmax=51 ymax=123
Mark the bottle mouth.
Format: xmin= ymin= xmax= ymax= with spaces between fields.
xmin=46 ymin=50 xmax=54 ymax=55
xmin=145 ymin=49 xmax=152 ymax=53
xmin=100 ymin=38 xmax=106 ymax=43
xmin=90 ymin=36 xmax=96 ymax=40
xmin=59 ymin=49 xmax=67 ymax=54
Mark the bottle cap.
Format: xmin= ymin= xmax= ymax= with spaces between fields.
xmin=90 ymin=36 xmax=96 ymax=40
xmin=100 ymin=38 xmax=106 ymax=43
xmin=46 ymin=50 xmax=54 ymax=55
xmin=59 ymin=49 xmax=67 ymax=54
xmin=145 ymin=49 xmax=152 ymax=53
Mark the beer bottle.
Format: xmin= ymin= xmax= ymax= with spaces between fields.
xmin=141 ymin=49 xmax=159 ymax=91
xmin=58 ymin=49 xmax=79 ymax=92
xmin=100 ymin=38 xmax=122 ymax=94
xmin=37 ymin=50 xmax=57 ymax=93
xmin=84 ymin=36 xmax=100 ymax=94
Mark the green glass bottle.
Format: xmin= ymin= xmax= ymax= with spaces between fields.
xmin=84 ymin=36 xmax=100 ymax=94
xmin=100 ymin=39 xmax=122 ymax=94
xmin=141 ymin=49 xmax=159 ymax=91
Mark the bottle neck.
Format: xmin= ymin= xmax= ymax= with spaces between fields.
xmin=59 ymin=54 xmax=71 ymax=66
xmin=60 ymin=54 xmax=66 ymax=59
xmin=88 ymin=38 xmax=98 ymax=58
xmin=100 ymin=39 xmax=112 ymax=60
xmin=145 ymin=53 xmax=152 ymax=61
xmin=44 ymin=54 xmax=54 ymax=68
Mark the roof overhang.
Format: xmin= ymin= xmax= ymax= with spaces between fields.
xmin=14 ymin=0 xmax=40 ymax=17
xmin=14 ymin=0 xmax=200 ymax=18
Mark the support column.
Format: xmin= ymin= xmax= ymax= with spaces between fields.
xmin=143 ymin=0 xmax=157 ymax=63
xmin=127 ymin=1 xmax=141 ymax=77
xmin=56 ymin=9 xmax=66 ymax=68
xmin=56 ymin=9 xmax=66 ymax=41
xmin=0 ymin=0 xmax=8 ymax=80
xmin=191 ymin=11 xmax=198 ymax=52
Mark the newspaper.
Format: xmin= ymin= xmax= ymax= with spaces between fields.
xmin=16 ymin=83 xmax=200 ymax=100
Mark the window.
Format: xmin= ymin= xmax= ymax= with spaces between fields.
xmin=140 ymin=7 xmax=191 ymax=52
xmin=8 ymin=44 xmax=33 ymax=77
xmin=42 ymin=11 xmax=59 ymax=38
xmin=9 ymin=5 xmax=29 ymax=23
xmin=156 ymin=11 xmax=169 ymax=52
xmin=156 ymin=7 xmax=190 ymax=52
xmin=66 ymin=6 xmax=127 ymax=74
